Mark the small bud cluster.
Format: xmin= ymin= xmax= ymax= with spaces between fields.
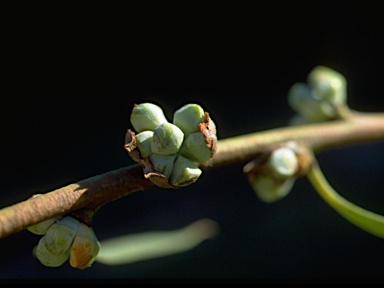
xmin=287 ymin=66 xmax=347 ymax=125
xmin=27 ymin=204 xmax=100 ymax=269
xmin=243 ymin=143 xmax=310 ymax=203
xmin=125 ymin=103 xmax=217 ymax=188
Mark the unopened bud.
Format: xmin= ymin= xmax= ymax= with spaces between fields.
xmin=173 ymin=103 xmax=205 ymax=137
xmin=151 ymin=123 xmax=184 ymax=155
xmin=130 ymin=103 xmax=168 ymax=133
xmin=179 ymin=132 xmax=213 ymax=164
xmin=170 ymin=155 xmax=202 ymax=187
xmin=268 ymin=147 xmax=299 ymax=180
xmin=135 ymin=131 xmax=154 ymax=158
xmin=149 ymin=153 xmax=177 ymax=178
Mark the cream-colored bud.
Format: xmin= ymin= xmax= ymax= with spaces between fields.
xmin=27 ymin=216 xmax=62 ymax=235
xmin=35 ymin=237 xmax=70 ymax=267
xmin=43 ymin=216 xmax=80 ymax=256
xmin=70 ymin=223 xmax=101 ymax=270
xmin=307 ymin=66 xmax=347 ymax=105
xmin=135 ymin=130 xmax=154 ymax=158
xmin=173 ymin=103 xmax=205 ymax=137
xmin=269 ymin=147 xmax=299 ymax=180
xmin=170 ymin=155 xmax=202 ymax=187
xmin=130 ymin=103 xmax=169 ymax=133
xmin=179 ymin=132 xmax=212 ymax=164
xmin=149 ymin=153 xmax=177 ymax=178
xmin=151 ymin=123 xmax=184 ymax=155
xmin=249 ymin=175 xmax=295 ymax=203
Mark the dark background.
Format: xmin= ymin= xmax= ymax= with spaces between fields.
xmin=1 ymin=0 xmax=384 ymax=283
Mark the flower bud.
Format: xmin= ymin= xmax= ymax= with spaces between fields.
xmin=151 ymin=123 xmax=184 ymax=155
xmin=70 ymin=222 xmax=101 ymax=269
xmin=179 ymin=132 xmax=213 ymax=164
xmin=248 ymin=175 xmax=295 ymax=203
xmin=27 ymin=216 xmax=62 ymax=235
xmin=130 ymin=103 xmax=168 ymax=133
xmin=173 ymin=103 xmax=205 ymax=137
xmin=170 ymin=155 xmax=202 ymax=187
xmin=42 ymin=216 xmax=80 ymax=256
xmin=307 ymin=65 xmax=347 ymax=105
xmin=135 ymin=130 xmax=154 ymax=158
xmin=268 ymin=147 xmax=299 ymax=180
xmin=149 ymin=153 xmax=177 ymax=178
xmin=35 ymin=237 xmax=70 ymax=267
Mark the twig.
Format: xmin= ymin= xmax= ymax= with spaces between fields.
xmin=0 ymin=111 xmax=383 ymax=239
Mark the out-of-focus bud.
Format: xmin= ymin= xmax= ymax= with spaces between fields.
xmin=307 ymin=65 xmax=347 ymax=105
xmin=35 ymin=237 xmax=70 ymax=267
xmin=179 ymin=132 xmax=213 ymax=165
xmin=248 ymin=175 xmax=296 ymax=203
xmin=42 ymin=216 xmax=80 ymax=256
xmin=135 ymin=130 xmax=154 ymax=158
xmin=130 ymin=103 xmax=169 ymax=133
xmin=151 ymin=123 xmax=184 ymax=155
xmin=170 ymin=155 xmax=202 ymax=187
xmin=268 ymin=147 xmax=299 ymax=180
xmin=27 ymin=216 xmax=62 ymax=235
xmin=173 ymin=103 xmax=205 ymax=137
xmin=149 ymin=153 xmax=177 ymax=178
xmin=69 ymin=222 xmax=101 ymax=270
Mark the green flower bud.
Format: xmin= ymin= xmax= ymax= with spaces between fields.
xmin=173 ymin=103 xmax=205 ymax=137
xmin=268 ymin=147 xmax=299 ymax=180
xmin=249 ymin=175 xmax=295 ymax=203
xmin=70 ymin=223 xmax=101 ymax=270
xmin=35 ymin=237 xmax=70 ymax=267
xmin=307 ymin=65 xmax=347 ymax=105
xmin=149 ymin=153 xmax=177 ymax=178
xmin=27 ymin=216 xmax=62 ymax=235
xmin=135 ymin=130 xmax=154 ymax=158
xmin=151 ymin=123 xmax=184 ymax=155
xmin=287 ymin=82 xmax=337 ymax=122
xmin=179 ymin=132 xmax=212 ymax=164
xmin=130 ymin=103 xmax=168 ymax=133
xmin=43 ymin=216 xmax=80 ymax=256
xmin=170 ymin=155 xmax=202 ymax=187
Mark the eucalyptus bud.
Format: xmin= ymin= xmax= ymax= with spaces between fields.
xmin=307 ymin=65 xmax=347 ymax=105
xmin=135 ymin=130 xmax=154 ymax=158
xmin=151 ymin=122 xmax=184 ymax=155
xmin=249 ymin=175 xmax=296 ymax=203
xmin=173 ymin=103 xmax=205 ymax=137
xmin=130 ymin=102 xmax=169 ymax=133
xmin=179 ymin=132 xmax=212 ymax=164
xmin=27 ymin=216 xmax=63 ymax=235
xmin=268 ymin=147 xmax=299 ymax=180
xmin=35 ymin=237 xmax=70 ymax=267
xmin=149 ymin=153 xmax=177 ymax=178
xmin=70 ymin=222 xmax=101 ymax=269
xmin=170 ymin=155 xmax=202 ymax=187
xmin=42 ymin=216 xmax=80 ymax=256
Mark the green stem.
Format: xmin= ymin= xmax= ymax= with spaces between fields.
xmin=307 ymin=161 xmax=384 ymax=239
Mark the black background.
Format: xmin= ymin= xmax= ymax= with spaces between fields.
xmin=1 ymin=0 xmax=384 ymax=283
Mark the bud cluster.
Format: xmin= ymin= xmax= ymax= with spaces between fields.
xmin=27 ymin=207 xmax=100 ymax=269
xmin=125 ymin=103 xmax=217 ymax=188
xmin=287 ymin=66 xmax=347 ymax=125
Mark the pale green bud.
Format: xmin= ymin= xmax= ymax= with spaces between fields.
xmin=288 ymin=82 xmax=337 ymax=122
xmin=35 ymin=237 xmax=70 ymax=267
xmin=149 ymin=153 xmax=177 ymax=178
xmin=307 ymin=65 xmax=347 ymax=105
xmin=249 ymin=175 xmax=295 ymax=203
xmin=43 ymin=216 xmax=80 ymax=256
xmin=170 ymin=155 xmax=202 ymax=187
xmin=173 ymin=103 xmax=205 ymax=137
xmin=151 ymin=122 xmax=184 ymax=155
xmin=70 ymin=223 xmax=101 ymax=270
xmin=135 ymin=130 xmax=154 ymax=158
xmin=179 ymin=132 xmax=212 ymax=164
xmin=130 ymin=103 xmax=168 ymax=133
xmin=268 ymin=147 xmax=299 ymax=180
xmin=27 ymin=216 xmax=62 ymax=235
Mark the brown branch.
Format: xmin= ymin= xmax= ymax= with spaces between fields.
xmin=0 ymin=111 xmax=383 ymax=239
